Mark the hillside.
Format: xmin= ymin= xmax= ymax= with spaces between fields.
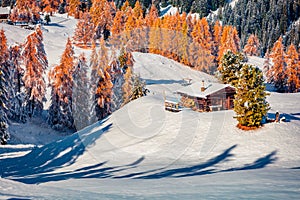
xmin=0 ymin=10 xmax=299 ymax=200
xmin=1 ymin=84 xmax=300 ymax=198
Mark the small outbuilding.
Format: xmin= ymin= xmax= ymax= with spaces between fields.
xmin=177 ymin=81 xmax=236 ymax=112
xmin=0 ymin=7 xmax=10 ymax=22
xmin=164 ymin=97 xmax=182 ymax=112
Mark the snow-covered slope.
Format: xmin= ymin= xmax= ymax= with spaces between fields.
xmin=160 ymin=5 xmax=179 ymax=16
xmin=1 ymin=91 xmax=300 ymax=198
xmin=3 ymin=91 xmax=300 ymax=172
xmin=133 ymin=52 xmax=217 ymax=97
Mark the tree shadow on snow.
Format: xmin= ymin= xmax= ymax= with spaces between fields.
xmin=114 ymin=145 xmax=237 ymax=179
xmin=143 ymin=78 xmax=183 ymax=85
xmin=267 ymin=112 xmax=300 ymax=123
xmin=220 ymin=151 xmax=277 ymax=173
xmin=113 ymin=146 xmax=277 ymax=179
xmin=44 ymin=23 xmax=65 ymax=28
xmin=1 ymin=141 xmax=278 ymax=183
xmin=0 ymin=118 xmax=112 ymax=183
xmin=14 ymin=156 xmax=145 ymax=184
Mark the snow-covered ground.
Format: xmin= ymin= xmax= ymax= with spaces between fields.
xmin=0 ymin=14 xmax=300 ymax=199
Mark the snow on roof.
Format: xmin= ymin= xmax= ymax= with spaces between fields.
xmin=176 ymin=82 xmax=235 ymax=99
xmin=0 ymin=7 xmax=10 ymax=15
xmin=165 ymin=96 xmax=180 ymax=104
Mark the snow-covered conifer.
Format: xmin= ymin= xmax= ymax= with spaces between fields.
xmin=218 ymin=50 xmax=244 ymax=87
xmin=234 ymin=64 xmax=269 ymax=129
xmin=73 ymin=53 xmax=96 ymax=131
xmin=8 ymin=44 xmax=27 ymax=122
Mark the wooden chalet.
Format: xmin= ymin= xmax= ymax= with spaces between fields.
xmin=177 ymin=81 xmax=236 ymax=112
xmin=0 ymin=7 xmax=10 ymax=22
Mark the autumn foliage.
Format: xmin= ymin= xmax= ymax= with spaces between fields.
xmin=243 ymin=34 xmax=260 ymax=56
xmin=22 ymin=26 xmax=48 ymax=116
xmin=266 ymin=37 xmax=300 ymax=92
xmin=48 ymin=38 xmax=75 ymax=130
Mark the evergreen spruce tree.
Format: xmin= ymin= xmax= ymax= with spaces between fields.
xmin=130 ymin=74 xmax=148 ymax=102
xmin=263 ymin=50 xmax=272 ymax=83
xmin=234 ymin=64 xmax=269 ymax=129
xmin=110 ymin=57 xmax=124 ymax=112
xmin=122 ymin=62 xmax=133 ymax=105
xmin=73 ymin=53 xmax=96 ymax=131
xmin=8 ymin=44 xmax=27 ymax=122
xmin=218 ymin=50 xmax=244 ymax=87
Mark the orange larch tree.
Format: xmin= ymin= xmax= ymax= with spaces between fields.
xmin=190 ymin=17 xmax=214 ymax=72
xmin=268 ymin=36 xmax=287 ymax=92
xmin=179 ymin=13 xmax=189 ymax=65
xmin=218 ymin=26 xmax=240 ymax=63
xmin=228 ymin=26 xmax=240 ymax=54
xmin=133 ymin=0 xmax=144 ymax=20
xmin=94 ymin=38 xmax=113 ymax=119
xmin=41 ymin=0 xmax=61 ymax=15
xmin=161 ymin=15 xmax=172 ymax=58
xmin=73 ymin=12 xmax=94 ymax=48
xmin=243 ymin=34 xmax=260 ymax=56
xmin=148 ymin=18 xmax=162 ymax=54
xmin=119 ymin=48 xmax=134 ymax=105
xmin=213 ymin=20 xmax=222 ymax=55
xmin=285 ymin=44 xmax=300 ymax=92
xmin=124 ymin=11 xmax=135 ymax=43
xmin=145 ymin=4 xmax=159 ymax=27
xmin=67 ymin=0 xmax=81 ymax=18
xmin=90 ymin=0 xmax=116 ymax=40
xmin=48 ymin=38 xmax=75 ymax=130
xmin=10 ymin=0 xmax=40 ymax=23
xmin=121 ymin=0 xmax=130 ymax=12
xmin=110 ymin=10 xmax=126 ymax=48
xmin=22 ymin=27 xmax=48 ymax=117
xmin=0 ymin=29 xmax=9 ymax=66
xmin=0 ymin=29 xmax=9 ymax=144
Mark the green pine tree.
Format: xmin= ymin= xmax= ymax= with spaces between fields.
xmin=234 ymin=64 xmax=270 ymax=129
xmin=218 ymin=50 xmax=244 ymax=87
xmin=130 ymin=75 xmax=148 ymax=101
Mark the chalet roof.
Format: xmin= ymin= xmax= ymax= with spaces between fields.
xmin=0 ymin=7 xmax=10 ymax=15
xmin=176 ymin=82 xmax=235 ymax=99
xmin=165 ymin=96 xmax=180 ymax=104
